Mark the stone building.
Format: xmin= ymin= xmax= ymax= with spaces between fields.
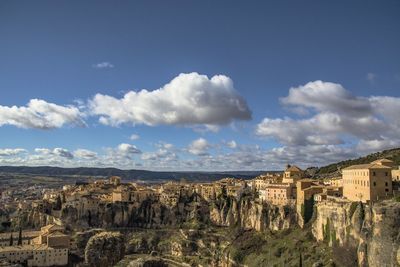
xmin=259 ymin=183 xmax=296 ymax=206
xmin=342 ymin=159 xmax=393 ymax=203
xmin=251 ymin=174 xmax=278 ymax=190
xmin=392 ymin=167 xmax=400 ymax=182
xmin=282 ymin=165 xmax=304 ymax=184
xmin=112 ymin=187 xmax=132 ymax=202
xmin=0 ymin=224 xmax=70 ymax=266
xmin=109 ymin=176 xmax=121 ymax=186
xmin=0 ymin=231 xmax=41 ymax=247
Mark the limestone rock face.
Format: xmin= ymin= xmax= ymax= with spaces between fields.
xmin=84 ymin=232 xmax=125 ymax=267
xmin=74 ymin=229 xmax=104 ymax=257
xmin=59 ymin=193 xmax=210 ymax=229
xmin=312 ymin=200 xmax=400 ymax=267
xmin=21 ymin=208 xmax=59 ymax=229
xmin=210 ymin=196 xmax=297 ymax=232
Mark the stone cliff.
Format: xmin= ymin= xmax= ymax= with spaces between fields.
xmin=210 ymin=195 xmax=297 ymax=231
xmin=312 ymin=199 xmax=400 ymax=267
xmin=50 ymin=192 xmax=297 ymax=233
xmin=84 ymin=231 xmax=125 ymax=267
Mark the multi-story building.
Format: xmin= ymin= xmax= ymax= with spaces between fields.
xmin=109 ymin=176 xmax=121 ymax=186
xmin=0 ymin=231 xmax=41 ymax=247
xmin=0 ymin=224 xmax=70 ymax=267
xmin=259 ymin=183 xmax=296 ymax=206
xmin=112 ymin=187 xmax=132 ymax=202
xmin=313 ymin=186 xmax=343 ymax=202
xmin=251 ymin=174 xmax=279 ymax=191
xmin=282 ymin=165 xmax=304 ymax=184
xmin=342 ymin=159 xmax=393 ymax=202
xmin=392 ymin=167 xmax=400 ymax=182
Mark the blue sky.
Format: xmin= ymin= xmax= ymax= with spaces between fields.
xmin=0 ymin=1 xmax=399 ymax=170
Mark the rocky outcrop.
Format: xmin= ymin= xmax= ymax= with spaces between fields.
xmin=28 ymin=192 xmax=296 ymax=234
xmin=125 ymin=256 xmax=168 ymax=267
xmin=59 ymin=193 xmax=210 ymax=229
xmin=20 ymin=208 xmax=61 ymax=229
xmin=210 ymin=195 xmax=297 ymax=232
xmin=84 ymin=231 xmax=125 ymax=267
xmin=312 ymin=199 xmax=400 ymax=267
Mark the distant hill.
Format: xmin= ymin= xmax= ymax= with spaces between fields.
xmin=2 ymin=147 xmax=399 ymax=181
xmin=314 ymin=147 xmax=400 ymax=177
xmin=0 ymin=166 xmax=270 ymax=182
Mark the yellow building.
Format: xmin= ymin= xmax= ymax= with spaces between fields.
xmin=109 ymin=176 xmax=121 ymax=186
xmin=0 ymin=224 xmax=69 ymax=267
xmin=282 ymin=165 xmax=304 ymax=184
xmin=323 ymin=177 xmax=343 ymax=187
xmin=0 ymin=230 xmax=41 ymax=246
xmin=392 ymin=167 xmax=400 ymax=182
xmin=259 ymin=183 xmax=296 ymax=206
xmin=313 ymin=186 xmax=343 ymax=202
xmin=226 ymin=185 xmax=243 ymax=198
xmin=251 ymin=174 xmax=278 ymax=190
xmin=112 ymin=187 xmax=131 ymax=202
xmin=342 ymin=160 xmax=393 ymax=203
xmin=197 ymin=183 xmax=216 ymax=200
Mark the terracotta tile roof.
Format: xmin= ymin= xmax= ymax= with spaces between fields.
xmin=285 ymin=165 xmax=303 ymax=172
xmin=343 ymin=163 xmax=392 ymax=170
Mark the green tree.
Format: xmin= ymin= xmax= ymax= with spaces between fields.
xmin=9 ymin=233 xmax=13 ymax=246
xmin=55 ymin=195 xmax=62 ymax=210
xmin=17 ymin=227 xmax=22 ymax=245
xmin=299 ymin=253 xmax=303 ymax=267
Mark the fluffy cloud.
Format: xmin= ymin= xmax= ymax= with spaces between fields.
xmin=89 ymin=72 xmax=251 ymax=127
xmin=74 ymin=149 xmax=98 ymax=159
xmin=0 ymin=148 xmax=27 ymax=157
xmin=141 ymin=143 xmax=178 ymax=166
xmin=257 ymin=81 xmax=400 ymax=150
xmin=226 ymin=140 xmax=237 ymax=149
xmin=188 ymin=138 xmax=210 ymax=156
xmin=117 ymin=143 xmax=141 ymax=155
xmin=280 ymin=81 xmax=372 ymax=117
xmin=92 ymin=62 xmax=114 ymax=69
xmin=34 ymin=147 xmax=74 ymax=159
xmin=0 ymin=99 xmax=85 ymax=129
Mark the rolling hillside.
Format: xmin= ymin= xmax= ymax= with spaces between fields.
xmin=315 ymin=147 xmax=400 ymax=176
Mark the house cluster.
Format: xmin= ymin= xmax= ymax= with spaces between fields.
xmin=249 ymin=159 xmax=398 ymax=219
xmin=0 ymin=224 xmax=70 ymax=266
xmin=30 ymin=158 xmax=398 ymax=225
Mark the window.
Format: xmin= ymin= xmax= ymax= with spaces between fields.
xmin=373 ymin=172 xmax=376 ymax=176
xmin=385 ymin=182 xmax=388 ymax=186
xmin=385 ymin=172 xmax=388 ymax=176
xmin=373 ymin=182 xmax=376 ymax=186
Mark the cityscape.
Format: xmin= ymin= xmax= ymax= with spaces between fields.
xmin=1 ymin=1 xmax=400 ymax=267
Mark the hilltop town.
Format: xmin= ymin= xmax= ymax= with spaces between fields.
xmin=0 ymin=156 xmax=400 ymax=267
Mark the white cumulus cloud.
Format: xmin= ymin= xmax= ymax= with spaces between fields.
xmin=0 ymin=99 xmax=85 ymax=129
xmin=117 ymin=143 xmax=142 ymax=155
xmin=256 ymin=80 xmax=400 ymax=151
xmin=35 ymin=147 xmax=74 ymax=159
xmin=0 ymin=148 xmax=27 ymax=157
xmin=89 ymin=72 xmax=251 ymax=128
xmin=74 ymin=149 xmax=98 ymax=159
xmin=188 ymin=138 xmax=210 ymax=156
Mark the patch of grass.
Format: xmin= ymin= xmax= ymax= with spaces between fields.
xmin=227 ymin=227 xmax=335 ymax=267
